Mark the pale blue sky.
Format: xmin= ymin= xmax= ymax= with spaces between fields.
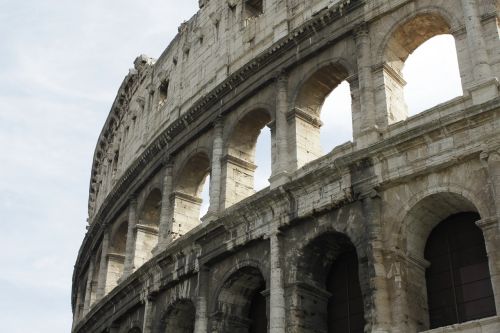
xmin=0 ymin=1 xmax=461 ymax=332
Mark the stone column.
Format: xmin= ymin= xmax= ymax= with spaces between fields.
xmin=462 ymin=0 xmax=491 ymax=81
xmin=362 ymin=195 xmax=392 ymax=333
xmin=142 ymin=292 xmax=156 ymax=333
xmin=207 ymin=119 xmax=224 ymax=217
xmin=461 ymin=0 xmax=498 ymax=103
xmin=123 ymin=197 xmax=138 ymax=278
xmin=270 ymin=73 xmax=290 ymax=189
xmin=96 ymin=228 xmax=110 ymax=300
xmin=157 ymin=163 xmax=174 ymax=251
xmin=476 ymin=217 xmax=500 ymax=312
xmin=354 ymin=24 xmax=378 ymax=147
xmin=194 ymin=266 xmax=209 ymax=333
xmin=269 ymin=230 xmax=286 ymax=333
xmin=83 ymin=258 xmax=95 ymax=314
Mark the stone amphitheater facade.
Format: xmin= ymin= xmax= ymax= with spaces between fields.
xmin=71 ymin=0 xmax=500 ymax=332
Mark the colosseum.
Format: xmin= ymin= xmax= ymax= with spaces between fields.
xmin=71 ymin=0 xmax=500 ymax=332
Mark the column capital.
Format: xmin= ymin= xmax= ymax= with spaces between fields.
xmin=129 ymin=195 xmax=138 ymax=205
xmin=161 ymin=153 xmax=173 ymax=167
xmin=214 ymin=115 xmax=224 ymax=129
xmin=274 ymin=69 xmax=288 ymax=83
xmin=353 ymin=22 xmax=369 ymax=39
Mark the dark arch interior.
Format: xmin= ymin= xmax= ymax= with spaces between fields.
xmin=176 ymin=152 xmax=210 ymax=197
xmin=217 ymin=266 xmax=267 ymax=332
xmin=326 ymin=249 xmax=364 ymax=333
xmin=425 ymin=212 xmax=495 ymax=328
xmin=140 ymin=189 xmax=162 ymax=226
xmin=227 ymin=108 xmax=271 ymax=165
xmin=163 ymin=300 xmax=196 ymax=333
xmin=300 ymin=233 xmax=366 ymax=333
xmin=248 ymin=282 xmax=266 ymax=333
xmin=110 ymin=221 xmax=128 ymax=254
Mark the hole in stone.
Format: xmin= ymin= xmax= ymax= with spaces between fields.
xmin=320 ymin=80 xmax=352 ymax=153
xmin=403 ymin=35 xmax=462 ymax=116
xmin=254 ymin=126 xmax=271 ymax=191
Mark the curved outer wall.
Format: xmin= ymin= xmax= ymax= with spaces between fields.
xmin=73 ymin=0 xmax=500 ymax=332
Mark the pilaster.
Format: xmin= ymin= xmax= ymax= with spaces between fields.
xmin=270 ymin=72 xmax=291 ymax=189
xmin=96 ymin=228 xmax=110 ymax=300
xmin=194 ymin=265 xmax=209 ymax=333
xmin=156 ymin=163 xmax=174 ymax=252
xmin=206 ymin=118 xmax=224 ymax=220
xmin=461 ymin=0 xmax=499 ymax=104
xmin=269 ymin=229 xmax=286 ymax=333
xmin=122 ymin=196 xmax=138 ymax=278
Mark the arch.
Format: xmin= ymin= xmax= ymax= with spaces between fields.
xmin=295 ymin=232 xmax=366 ymax=333
xmin=290 ymin=59 xmax=355 ymax=167
xmin=397 ymin=190 xmax=494 ymax=331
xmin=293 ymin=61 xmax=351 ymax=116
xmin=378 ymin=10 xmax=463 ymax=123
xmin=397 ymin=188 xmax=489 ymax=258
xmin=110 ymin=220 xmax=128 ymax=254
xmin=159 ymin=299 xmax=196 ymax=333
xmin=213 ymin=265 xmax=267 ymax=333
xmin=424 ymin=212 xmax=495 ymax=328
xmin=133 ymin=188 xmax=162 ymax=268
xmin=172 ymin=151 xmax=211 ymax=239
xmin=222 ymin=107 xmax=272 ymax=208
xmin=105 ymin=220 xmax=128 ymax=293
xmin=139 ymin=188 xmax=162 ymax=227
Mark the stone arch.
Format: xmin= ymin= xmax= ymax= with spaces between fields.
xmin=159 ymin=298 xmax=196 ymax=333
xmin=378 ymin=9 xmax=462 ymax=123
xmin=293 ymin=231 xmax=367 ymax=333
xmin=139 ymin=188 xmax=162 ymax=227
xmin=221 ymin=107 xmax=272 ymax=208
xmin=134 ymin=188 xmax=162 ymax=268
xmin=290 ymin=59 xmax=356 ymax=167
xmin=105 ymin=219 xmax=128 ymax=293
xmin=212 ymin=264 xmax=268 ymax=333
xmin=292 ymin=59 xmax=354 ymax=116
xmin=172 ymin=150 xmax=211 ymax=239
xmin=394 ymin=185 xmax=491 ymax=256
xmin=395 ymin=189 xmax=493 ymax=331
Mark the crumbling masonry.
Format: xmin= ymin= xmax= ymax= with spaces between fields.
xmin=71 ymin=0 xmax=500 ymax=332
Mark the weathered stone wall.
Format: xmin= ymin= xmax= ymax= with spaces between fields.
xmin=73 ymin=0 xmax=500 ymax=332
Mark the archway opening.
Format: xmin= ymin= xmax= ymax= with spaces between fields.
xmin=402 ymin=192 xmax=495 ymax=330
xmin=320 ymin=80 xmax=353 ymax=153
xmin=162 ymin=300 xmax=196 ymax=333
xmin=402 ymin=35 xmax=462 ymax=116
xmin=254 ymin=125 xmax=271 ymax=191
xmin=223 ymin=108 xmax=272 ymax=208
xmin=200 ymin=174 xmax=210 ymax=218
xmin=106 ymin=220 xmax=127 ymax=293
xmin=293 ymin=63 xmax=352 ymax=168
xmin=298 ymin=233 xmax=365 ymax=333
xmin=215 ymin=266 xmax=267 ymax=332
xmin=134 ymin=189 xmax=161 ymax=268
xmin=383 ymin=13 xmax=462 ymax=122
xmin=173 ymin=152 xmax=210 ymax=239
xmin=425 ymin=212 xmax=495 ymax=329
